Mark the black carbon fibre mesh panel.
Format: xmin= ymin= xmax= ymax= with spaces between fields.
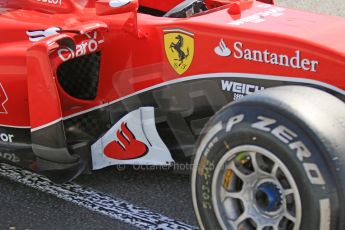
xmin=57 ymin=52 xmax=101 ymax=100
xmin=63 ymin=109 xmax=109 ymax=141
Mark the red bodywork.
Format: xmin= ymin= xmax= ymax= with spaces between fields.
xmin=0 ymin=0 xmax=344 ymax=129
xmin=0 ymin=0 xmax=345 ymax=181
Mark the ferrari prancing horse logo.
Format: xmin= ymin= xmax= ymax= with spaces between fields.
xmin=164 ymin=29 xmax=194 ymax=75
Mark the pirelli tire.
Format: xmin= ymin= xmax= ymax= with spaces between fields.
xmin=191 ymin=86 xmax=345 ymax=230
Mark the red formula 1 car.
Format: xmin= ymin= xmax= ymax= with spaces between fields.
xmin=0 ymin=0 xmax=345 ymax=229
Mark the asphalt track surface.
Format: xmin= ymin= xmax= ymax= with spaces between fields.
xmin=1 ymin=1 xmax=345 ymax=230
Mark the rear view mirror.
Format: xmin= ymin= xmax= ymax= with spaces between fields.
xmin=95 ymin=0 xmax=138 ymax=15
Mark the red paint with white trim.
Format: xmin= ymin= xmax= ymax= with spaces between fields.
xmin=0 ymin=0 xmax=344 ymax=129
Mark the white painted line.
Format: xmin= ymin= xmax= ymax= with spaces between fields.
xmin=60 ymin=72 xmax=345 ymax=120
xmin=31 ymin=72 xmax=345 ymax=131
xmin=0 ymin=163 xmax=198 ymax=230
xmin=0 ymin=124 xmax=31 ymax=129
xmin=30 ymin=118 xmax=63 ymax=132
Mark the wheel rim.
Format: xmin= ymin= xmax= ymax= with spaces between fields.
xmin=212 ymin=145 xmax=302 ymax=230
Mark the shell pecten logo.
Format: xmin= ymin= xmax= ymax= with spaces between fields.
xmin=214 ymin=39 xmax=319 ymax=72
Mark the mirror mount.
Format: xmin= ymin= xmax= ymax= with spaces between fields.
xmin=96 ymin=0 xmax=141 ymax=38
